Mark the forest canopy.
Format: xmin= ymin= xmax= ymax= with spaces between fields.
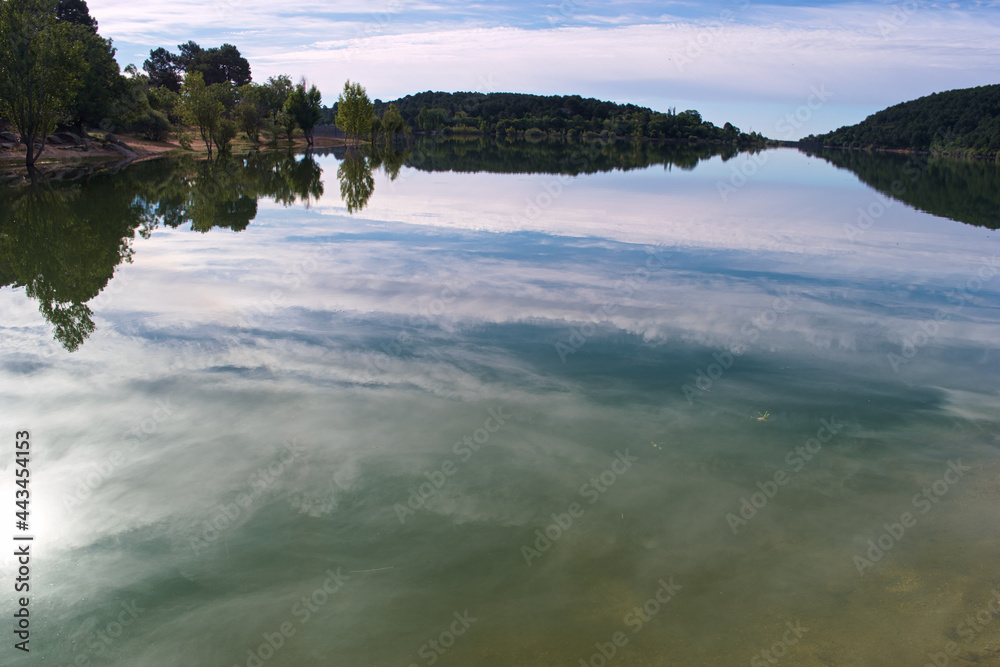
xmin=802 ymin=84 xmax=1000 ymax=158
xmin=321 ymin=91 xmax=766 ymax=144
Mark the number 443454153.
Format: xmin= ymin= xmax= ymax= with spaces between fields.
xmin=15 ymin=431 xmax=29 ymax=530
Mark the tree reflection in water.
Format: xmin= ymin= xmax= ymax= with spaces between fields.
xmin=0 ymin=151 xmax=325 ymax=351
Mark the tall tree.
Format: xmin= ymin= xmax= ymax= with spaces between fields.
xmin=284 ymin=80 xmax=322 ymax=147
xmin=54 ymin=0 xmax=125 ymax=133
xmin=55 ymin=0 xmax=95 ymax=29
xmin=204 ymin=43 xmax=250 ymax=87
xmin=335 ymin=80 xmax=374 ymax=143
xmin=143 ymin=47 xmax=180 ymax=92
xmin=146 ymin=40 xmax=251 ymax=89
xmin=0 ymin=0 xmax=88 ymax=167
xmin=379 ymin=102 xmax=407 ymax=142
xmin=179 ymin=71 xmax=223 ymax=159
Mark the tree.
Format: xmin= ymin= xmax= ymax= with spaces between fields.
xmin=0 ymin=0 xmax=88 ymax=167
xmin=203 ymin=43 xmax=250 ymax=87
xmin=284 ymin=80 xmax=322 ymax=147
xmin=276 ymin=109 xmax=297 ymax=143
xmin=379 ymin=102 xmax=407 ymax=142
xmin=55 ymin=0 xmax=125 ymax=134
xmin=143 ymin=47 xmax=180 ymax=91
xmin=212 ymin=117 xmax=237 ymax=155
xmin=235 ymin=87 xmax=262 ymax=144
xmin=174 ymin=40 xmax=203 ymax=72
xmin=259 ymin=74 xmax=292 ymax=116
xmin=144 ymin=41 xmax=251 ymax=91
xmin=179 ymin=71 xmax=223 ymax=159
xmin=55 ymin=0 xmax=95 ymax=30
xmin=335 ymin=80 xmax=374 ymax=143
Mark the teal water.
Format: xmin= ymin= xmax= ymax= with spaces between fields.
xmin=1 ymin=143 xmax=999 ymax=666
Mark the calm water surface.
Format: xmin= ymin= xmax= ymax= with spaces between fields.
xmin=1 ymin=142 xmax=999 ymax=666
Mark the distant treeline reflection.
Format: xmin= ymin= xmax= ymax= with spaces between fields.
xmin=402 ymin=136 xmax=747 ymax=174
xmin=327 ymin=137 xmax=755 ymax=212
xmin=802 ymin=148 xmax=1000 ymax=230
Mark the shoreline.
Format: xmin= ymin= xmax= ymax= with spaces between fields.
xmin=0 ymin=130 xmax=352 ymax=175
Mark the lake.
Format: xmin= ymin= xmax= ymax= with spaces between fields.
xmin=2 ymin=139 xmax=999 ymax=666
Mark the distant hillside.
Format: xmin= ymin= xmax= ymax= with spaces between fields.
xmin=322 ymin=91 xmax=767 ymax=144
xmin=803 ymin=84 xmax=1000 ymax=157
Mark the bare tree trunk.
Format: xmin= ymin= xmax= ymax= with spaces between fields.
xmin=24 ymin=135 xmax=37 ymax=167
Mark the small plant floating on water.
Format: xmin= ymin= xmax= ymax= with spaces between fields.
xmin=650 ymin=441 xmax=663 ymax=450
xmin=756 ymin=411 xmax=770 ymax=422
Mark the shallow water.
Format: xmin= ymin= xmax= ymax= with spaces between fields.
xmin=1 ymin=143 xmax=999 ymax=666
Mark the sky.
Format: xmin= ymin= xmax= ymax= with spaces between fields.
xmin=86 ymin=0 xmax=1000 ymax=139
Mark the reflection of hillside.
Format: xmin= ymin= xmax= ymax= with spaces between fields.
xmin=0 ymin=152 xmax=325 ymax=351
xmin=401 ymin=136 xmax=744 ymax=174
xmin=801 ymin=148 xmax=1000 ymax=230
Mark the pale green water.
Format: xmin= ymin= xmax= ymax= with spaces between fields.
xmin=1 ymin=143 xmax=999 ymax=666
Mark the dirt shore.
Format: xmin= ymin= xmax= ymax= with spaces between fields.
xmin=0 ymin=129 xmax=349 ymax=171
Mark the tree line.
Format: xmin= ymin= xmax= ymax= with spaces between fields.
xmin=802 ymin=84 xmax=1000 ymax=158
xmin=325 ymin=91 xmax=767 ymax=145
xmin=2 ymin=0 xmax=762 ymax=169
xmin=0 ymin=0 xmax=404 ymax=167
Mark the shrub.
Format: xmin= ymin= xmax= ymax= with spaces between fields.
xmin=129 ymin=110 xmax=171 ymax=141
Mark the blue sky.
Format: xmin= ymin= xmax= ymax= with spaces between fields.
xmin=87 ymin=0 xmax=1000 ymax=138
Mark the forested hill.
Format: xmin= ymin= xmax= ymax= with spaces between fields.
xmin=364 ymin=91 xmax=765 ymax=143
xmin=802 ymin=84 xmax=1000 ymax=157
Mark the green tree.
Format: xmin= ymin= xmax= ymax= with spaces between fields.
xmin=260 ymin=74 xmax=292 ymax=117
xmin=143 ymin=41 xmax=251 ymax=91
xmin=0 ymin=0 xmax=88 ymax=167
xmin=379 ymin=102 xmax=407 ymax=142
xmin=179 ymin=70 xmax=223 ymax=159
xmin=335 ymin=80 xmax=374 ymax=143
xmin=54 ymin=0 xmax=125 ymax=134
xmin=55 ymin=0 xmax=94 ymax=28
xmin=284 ymin=80 xmax=322 ymax=147
xmin=143 ymin=46 xmax=180 ymax=91
xmin=276 ymin=109 xmax=297 ymax=143
xmin=235 ymin=89 xmax=262 ymax=144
